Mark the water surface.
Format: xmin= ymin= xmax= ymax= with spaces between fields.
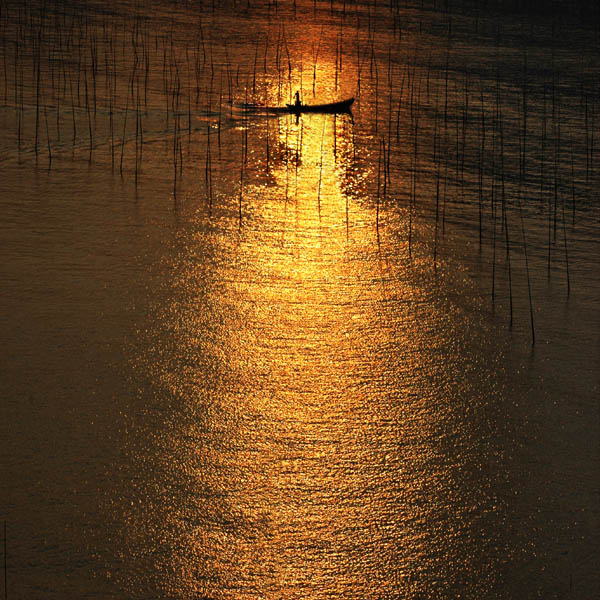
xmin=1 ymin=1 xmax=598 ymax=598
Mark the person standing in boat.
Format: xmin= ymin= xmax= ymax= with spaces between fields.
xmin=294 ymin=90 xmax=301 ymax=107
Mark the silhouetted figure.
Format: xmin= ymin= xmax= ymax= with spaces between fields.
xmin=294 ymin=90 xmax=301 ymax=107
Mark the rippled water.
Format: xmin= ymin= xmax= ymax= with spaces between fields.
xmin=1 ymin=1 xmax=599 ymax=598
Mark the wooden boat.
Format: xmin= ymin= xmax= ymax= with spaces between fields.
xmin=286 ymin=97 xmax=354 ymax=114
xmin=236 ymin=97 xmax=354 ymax=115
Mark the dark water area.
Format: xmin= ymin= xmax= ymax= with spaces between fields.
xmin=1 ymin=1 xmax=599 ymax=598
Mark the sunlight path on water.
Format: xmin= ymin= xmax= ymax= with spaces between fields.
xmin=128 ymin=112 xmax=519 ymax=599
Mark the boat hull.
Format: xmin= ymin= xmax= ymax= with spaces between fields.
xmin=234 ymin=98 xmax=354 ymax=116
xmin=286 ymin=98 xmax=354 ymax=114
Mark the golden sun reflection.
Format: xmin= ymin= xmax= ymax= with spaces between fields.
xmin=145 ymin=68 xmax=467 ymax=599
